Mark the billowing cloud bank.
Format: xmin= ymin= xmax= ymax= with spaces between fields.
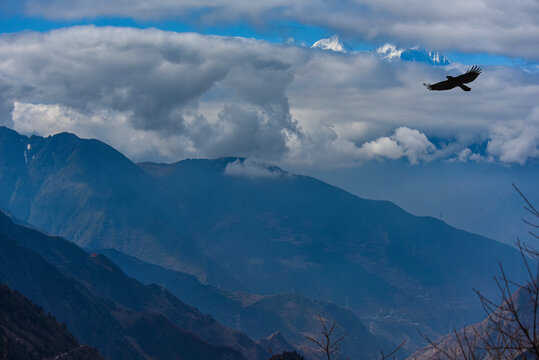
xmin=0 ymin=26 xmax=538 ymax=166
xmin=11 ymin=0 xmax=539 ymax=61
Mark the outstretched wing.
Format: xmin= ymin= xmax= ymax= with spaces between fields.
xmin=455 ymin=65 xmax=482 ymax=84
xmin=423 ymin=80 xmax=456 ymax=91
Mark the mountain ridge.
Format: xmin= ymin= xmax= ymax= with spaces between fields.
xmin=0 ymin=126 xmax=530 ymax=355
xmin=0 ymin=210 xmax=268 ymax=360
xmin=95 ymin=247 xmax=389 ymax=359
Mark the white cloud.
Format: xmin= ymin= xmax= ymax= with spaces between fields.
xmin=395 ymin=127 xmax=437 ymax=163
xmin=12 ymin=102 xmax=79 ymax=135
xmin=11 ymin=102 xmax=193 ymax=161
xmin=487 ymin=108 xmax=539 ymax=164
xmin=1 ymin=26 xmax=538 ymax=167
xmin=455 ymin=148 xmax=489 ymax=163
xmin=9 ymin=0 xmax=539 ymax=60
xmin=457 ymin=148 xmax=472 ymax=162
xmin=224 ymin=158 xmax=283 ymax=178
xmin=358 ymin=127 xmax=436 ymax=164
xmin=359 ymin=136 xmax=404 ymax=160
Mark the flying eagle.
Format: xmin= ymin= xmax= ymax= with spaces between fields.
xmin=423 ymin=66 xmax=482 ymax=92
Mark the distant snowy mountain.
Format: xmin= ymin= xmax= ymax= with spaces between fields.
xmin=311 ymin=38 xmax=449 ymax=64
xmin=376 ymin=44 xmax=404 ymax=60
xmin=311 ymin=35 xmax=347 ymax=53
xmin=377 ymin=43 xmax=450 ymax=65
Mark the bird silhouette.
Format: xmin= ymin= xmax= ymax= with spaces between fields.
xmin=423 ymin=66 xmax=482 ymax=92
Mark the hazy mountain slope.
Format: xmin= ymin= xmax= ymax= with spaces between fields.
xmin=0 ymin=211 xmax=266 ymax=360
xmin=247 ymin=293 xmax=386 ymax=360
xmin=0 ymin=226 xmax=142 ymax=359
xmin=0 ymin=126 xmax=530 ymax=348
xmin=139 ymin=159 xmax=529 ymax=331
xmin=97 ymin=248 xmax=389 ymax=359
xmin=306 ymin=160 xmax=538 ymax=245
xmin=256 ymin=332 xmax=296 ymax=357
xmin=96 ymin=248 xmax=243 ymax=326
xmin=0 ymin=283 xmax=105 ymax=360
xmin=408 ymin=278 xmax=539 ymax=360
xmin=0 ymin=126 xmax=240 ymax=290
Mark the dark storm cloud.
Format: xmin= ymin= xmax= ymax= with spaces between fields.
xmin=203 ymin=105 xmax=294 ymax=159
xmin=0 ymin=27 xmax=231 ymax=134
xmin=0 ymin=26 xmax=300 ymax=160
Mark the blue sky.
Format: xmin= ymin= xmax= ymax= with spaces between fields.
xmin=0 ymin=21 xmax=532 ymax=71
xmin=0 ymin=0 xmax=538 ymax=242
xmin=1 ymin=4 xmax=536 ymax=67
xmin=1 ymin=1 xmax=537 ymax=167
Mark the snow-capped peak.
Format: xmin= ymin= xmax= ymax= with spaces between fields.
xmin=428 ymin=50 xmax=445 ymax=64
xmin=376 ymin=44 xmax=404 ymax=60
xmin=311 ymin=35 xmax=346 ymax=53
xmin=376 ymin=43 xmax=450 ymax=65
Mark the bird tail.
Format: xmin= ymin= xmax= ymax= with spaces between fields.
xmin=458 ymin=84 xmax=471 ymax=91
xmin=423 ymin=83 xmax=432 ymax=90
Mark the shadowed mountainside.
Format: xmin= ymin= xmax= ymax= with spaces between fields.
xmin=0 ymin=126 xmax=241 ymax=290
xmin=0 ymin=211 xmax=268 ymax=360
xmin=0 ymin=283 xmax=104 ymax=360
xmin=96 ymin=248 xmax=389 ymax=360
xmin=0 ymin=126 xmax=530 ymax=353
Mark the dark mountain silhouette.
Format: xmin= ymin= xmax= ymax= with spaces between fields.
xmin=0 ymin=211 xmax=268 ymax=360
xmin=96 ymin=248 xmax=388 ymax=360
xmin=0 ymin=126 xmax=530 ymax=354
xmin=423 ymin=66 xmax=481 ymax=91
xmin=257 ymin=332 xmax=296 ymax=356
xmin=268 ymin=351 xmax=306 ymax=360
xmin=0 ymin=283 xmax=104 ymax=360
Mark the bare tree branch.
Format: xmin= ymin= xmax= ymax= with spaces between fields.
xmin=305 ymin=315 xmax=347 ymax=360
xmin=412 ymin=185 xmax=539 ymax=360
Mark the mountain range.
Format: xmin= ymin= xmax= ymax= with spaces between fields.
xmin=376 ymin=43 xmax=451 ymax=64
xmin=0 ymin=202 xmax=394 ymax=360
xmin=0 ymin=210 xmax=267 ymax=359
xmin=95 ymin=248 xmax=387 ymax=359
xmin=311 ymin=36 xmax=450 ymax=65
xmin=0 ymin=125 xmax=531 ymax=356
